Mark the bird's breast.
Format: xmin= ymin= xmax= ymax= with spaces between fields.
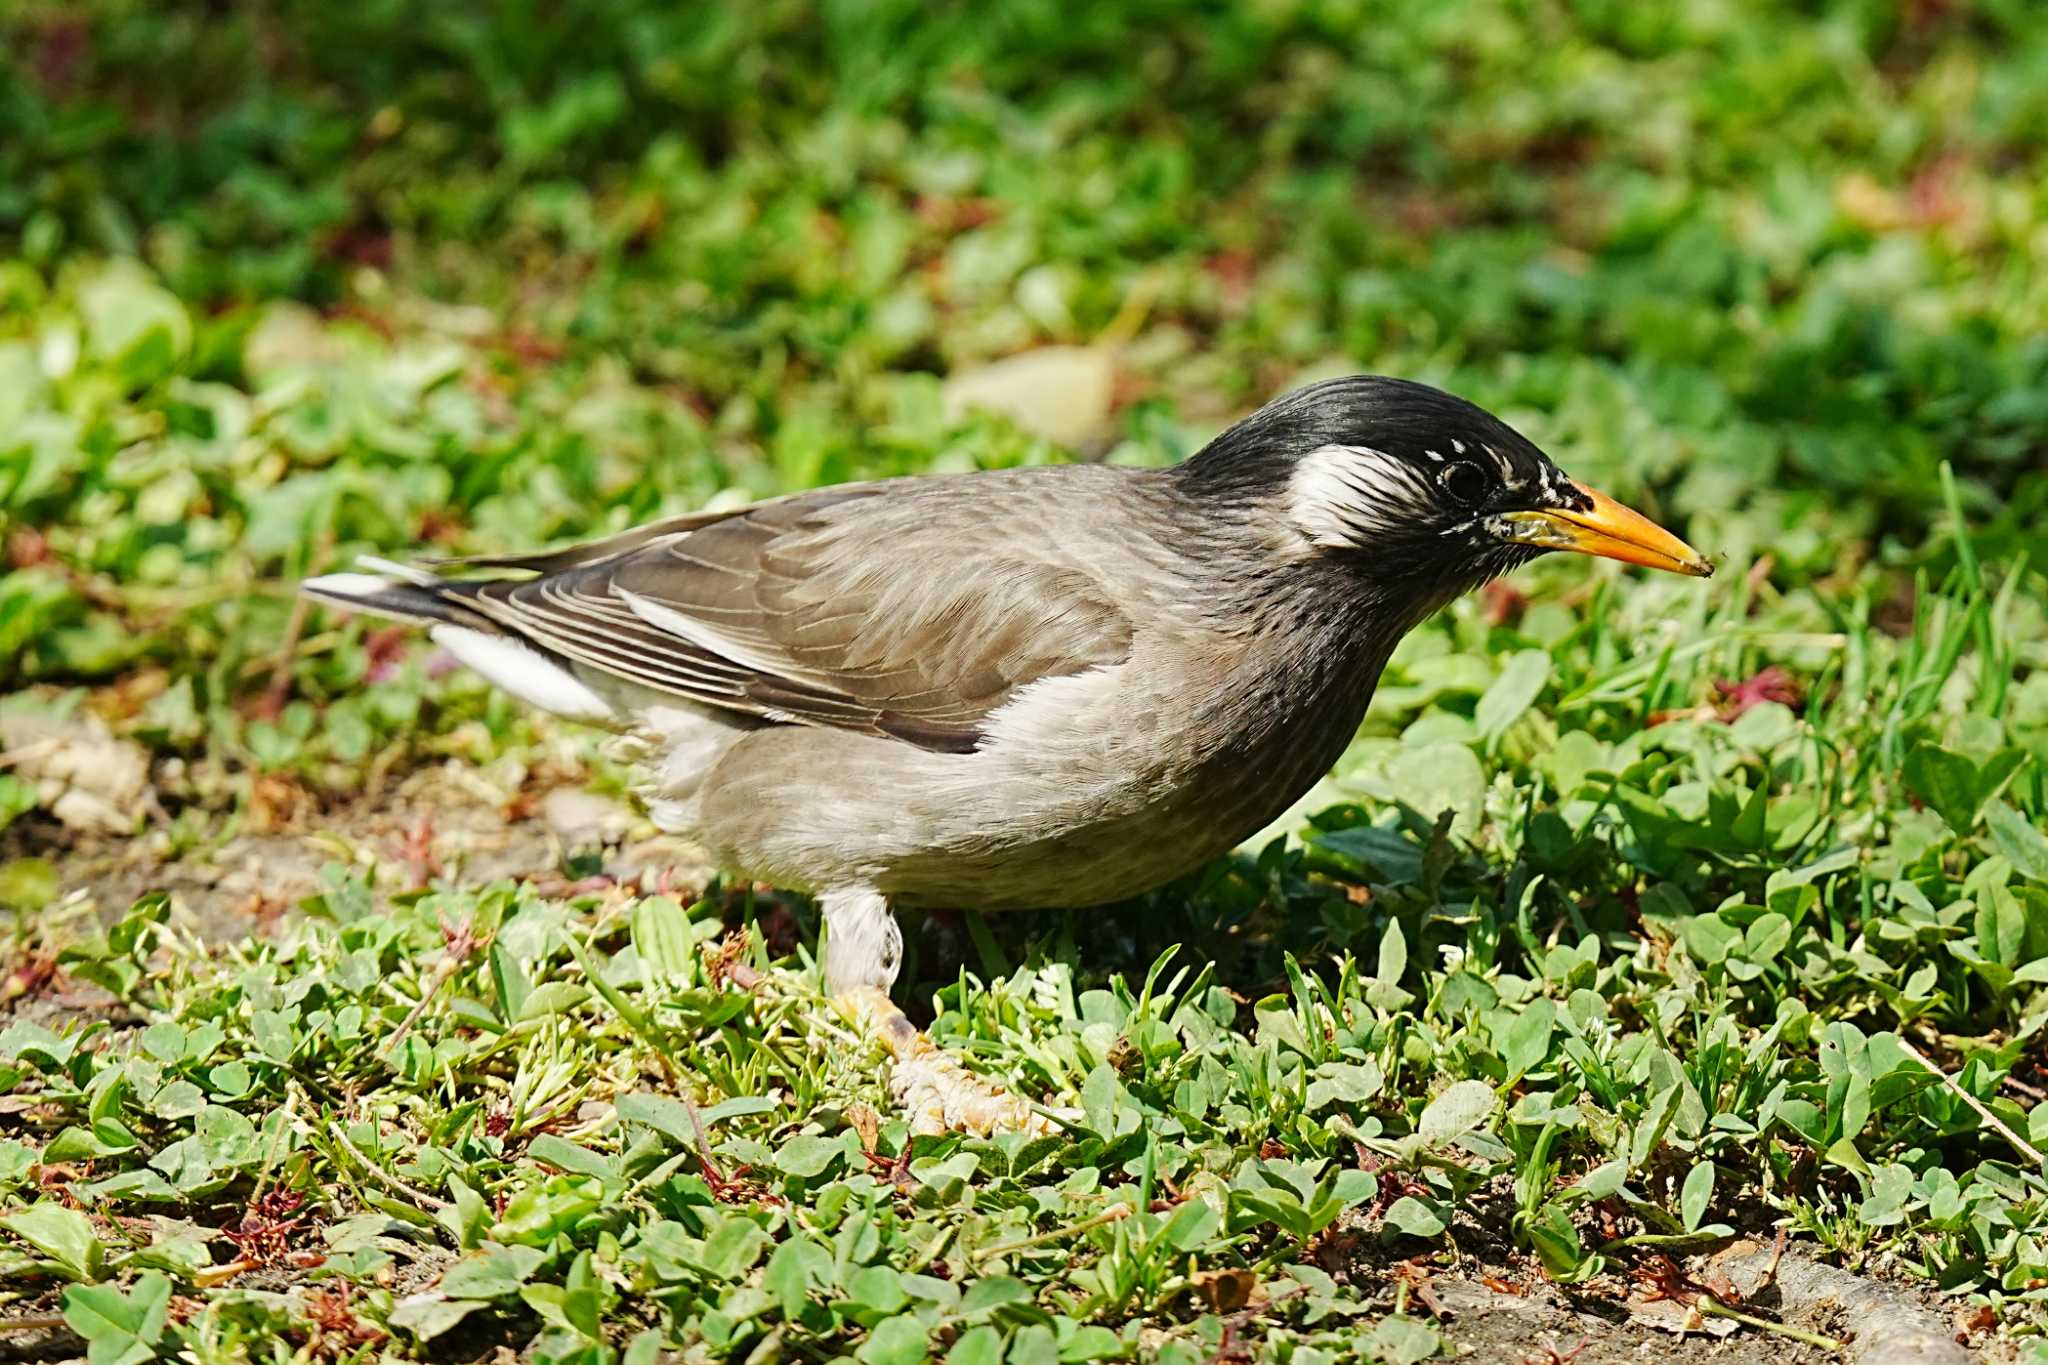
xmin=892 ymin=626 xmax=1390 ymax=906
xmin=693 ymin=615 xmax=1395 ymax=911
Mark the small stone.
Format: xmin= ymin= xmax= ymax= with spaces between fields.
xmin=942 ymin=346 xmax=1117 ymax=447
xmin=0 ymin=707 xmax=151 ymax=834
xmin=540 ymin=787 xmax=634 ymax=848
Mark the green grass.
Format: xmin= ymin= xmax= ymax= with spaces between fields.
xmin=3 ymin=1 xmax=2048 ymax=1361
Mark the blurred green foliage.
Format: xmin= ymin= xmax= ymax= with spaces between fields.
xmin=1 ymin=0 xmax=2043 ymax=830
xmin=5 ymin=5 xmax=2048 ymax=1360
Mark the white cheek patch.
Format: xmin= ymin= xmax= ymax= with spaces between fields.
xmin=1289 ymin=444 xmax=1441 ymax=548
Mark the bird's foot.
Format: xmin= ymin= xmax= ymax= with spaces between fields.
xmin=840 ymin=986 xmax=1065 ymax=1137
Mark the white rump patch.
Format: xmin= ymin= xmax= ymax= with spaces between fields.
xmin=979 ymin=665 xmax=1121 ymax=754
xmin=1288 ymin=444 xmax=1440 ymax=549
xmin=634 ymin=701 xmax=751 ymax=835
xmin=429 ymin=626 xmax=615 ymax=723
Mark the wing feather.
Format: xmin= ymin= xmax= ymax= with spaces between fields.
xmin=436 ymin=475 xmax=1142 ymax=751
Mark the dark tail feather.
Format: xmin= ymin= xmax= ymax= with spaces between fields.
xmin=298 ymin=568 xmax=471 ymax=628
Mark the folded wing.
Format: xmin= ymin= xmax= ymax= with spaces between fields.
xmin=448 ymin=481 xmax=1136 ymax=753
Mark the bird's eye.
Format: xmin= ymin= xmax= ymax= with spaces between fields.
xmin=1439 ymin=461 xmax=1490 ymax=507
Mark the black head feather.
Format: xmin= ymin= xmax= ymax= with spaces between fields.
xmin=1175 ymin=376 xmax=1560 ymax=500
xmin=1174 ymin=374 xmax=1594 ymax=607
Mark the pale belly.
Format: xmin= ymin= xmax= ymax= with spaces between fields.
xmin=690 ymin=653 xmax=1378 ymax=911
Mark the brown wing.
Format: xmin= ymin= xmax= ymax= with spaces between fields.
xmin=449 ymin=476 xmax=1137 ymax=753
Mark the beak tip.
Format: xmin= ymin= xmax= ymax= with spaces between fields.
xmin=1548 ymin=481 xmax=1714 ymax=579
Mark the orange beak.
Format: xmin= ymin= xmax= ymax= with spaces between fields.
xmin=1498 ymin=482 xmax=1712 ymax=577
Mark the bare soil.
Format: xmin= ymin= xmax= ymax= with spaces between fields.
xmin=11 ymin=763 xmax=712 ymax=944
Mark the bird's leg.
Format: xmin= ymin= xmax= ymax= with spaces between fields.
xmin=821 ymin=888 xmax=1055 ymax=1137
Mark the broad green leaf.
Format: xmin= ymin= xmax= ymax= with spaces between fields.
xmin=440 ymin=1243 xmax=547 ymax=1299
xmin=3 ymin=1202 xmax=102 ymax=1280
xmin=1977 ymin=887 xmax=2028 ymax=968
xmin=1476 ymin=649 xmax=1551 ymax=746
xmin=1355 ymin=743 xmax=1487 ymax=837
xmin=1376 ymin=918 xmax=1407 ymax=986
xmin=249 ymin=1009 xmax=296 ymax=1062
xmin=1382 ymin=1196 xmax=1446 ymax=1238
xmin=1057 ymin=1324 xmax=1123 ymax=1361
xmin=1078 ymin=1064 xmax=1141 ymax=1140
xmin=616 ymin=1093 xmax=699 ymax=1147
xmin=1988 ymin=802 xmax=2048 ymax=882
xmin=1777 ymin=1099 xmax=1827 ymax=1146
xmin=194 ymin=1105 xmax=259 ymax=1169
xmin=1232 ymin=1187 xmax=1310 ymax=1242
xmin=490 ymin=943 xmax=532 ymax=1021
xmin=148 ymin=1081 xmax=206 ymax=1121
xmin=776 ymin=1133 xmax=848 ymax=1178
xmin=764 ymin=1239 xmax=823 ymax=1318
xmin=389 ymin=1294 xmax=487 ymax=1342
xmin=1904 ymin=743 xmax=1981 ymax=833
xmin=1859 ymin=1163 xmax=1914 ymax=1226
xmin=0 ymin=1021 xmax=76 ymax=1068
xmin=1682 ymin=915 xmax=1743 ymax=965
xmin=79 ymin=261 xmax=191 ymax=387
xmin=910 ymin=1151 xmax=980 ymax=1191
xmin=1741 ymin=912 xmax=1792 ymax=965
xmin=625 ymin=1330 xmax=663 ymax=1365
xmin=62 ymin=1273 xmax=169 ymax=1365
xmin=1160 ymin=1200 xmax=1221 ymax=1252
xmin=516 ymin=982 xmax=590 ymax=1019
xmin=206 ymin=1062 xmax=253 ymax=1099
xmin=1501 ymin=1000 xmax=1555 ymax=1078
xmin=1368 ymin=1314 xmax=1442 ymax=1365
xmin=849 ymin=1265 xmax=909 ymax=1314
xmin=1630 ymin=1083 xmax=1683 ymax=1167
xmin=698 ymin=1095 xmax=779 ymax=1125
xmin=1680 ymin=1161 xmax=1715 ymax=1232
xmin=947 ymin=1325 xmax=1006 ymax=1365
xmin=1305 ymin=1059 xmax=1384 ymax=1111
xmin=699 ymin=1218 xmax=769 ymax=1280
xmin=631 ymin=896 xmax=698 ymax=985
xmin=493 ymin=1176 xmax=603 ymax=1246
xmin=525 ymin=1136 xmax=619 ymax=1187
xmin=1525 ymin=1204 xmax=1587 ymax=1280
xmin=1730 ymin=782 xmax=1769 ymax=848
xmin=858 ymin=1315 xmax=929 ymax=1365
xmin=1574 ymin=1159 xmax=1627 ymax=1202
xmin=1418 ymin=1079 xmax=1495 ymax=1143
xmin=959 ymin=1275 xmax=1033 ymax=1318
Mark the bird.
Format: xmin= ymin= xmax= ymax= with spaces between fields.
xmin=301 ymin=375 xmax=1711 ymax=1132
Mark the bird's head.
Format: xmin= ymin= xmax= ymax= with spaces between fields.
xmin=1176 ymin=375 xmax=1711 ymax=601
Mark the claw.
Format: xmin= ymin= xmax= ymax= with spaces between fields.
xmin=837 ymin=986 xmax=1072 ymax=1137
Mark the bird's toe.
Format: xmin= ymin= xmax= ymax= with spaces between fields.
xmin=837 ymin=986 xmax=1069 ymax=1137
xmin=888 ymin=1042 xmax=1056 ymax=1137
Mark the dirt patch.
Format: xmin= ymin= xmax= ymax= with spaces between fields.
xmin=12 ymin=763 xmax=713 ymax=946
xmin=1416 ymin=1240 xmax=1971 ymax=1363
